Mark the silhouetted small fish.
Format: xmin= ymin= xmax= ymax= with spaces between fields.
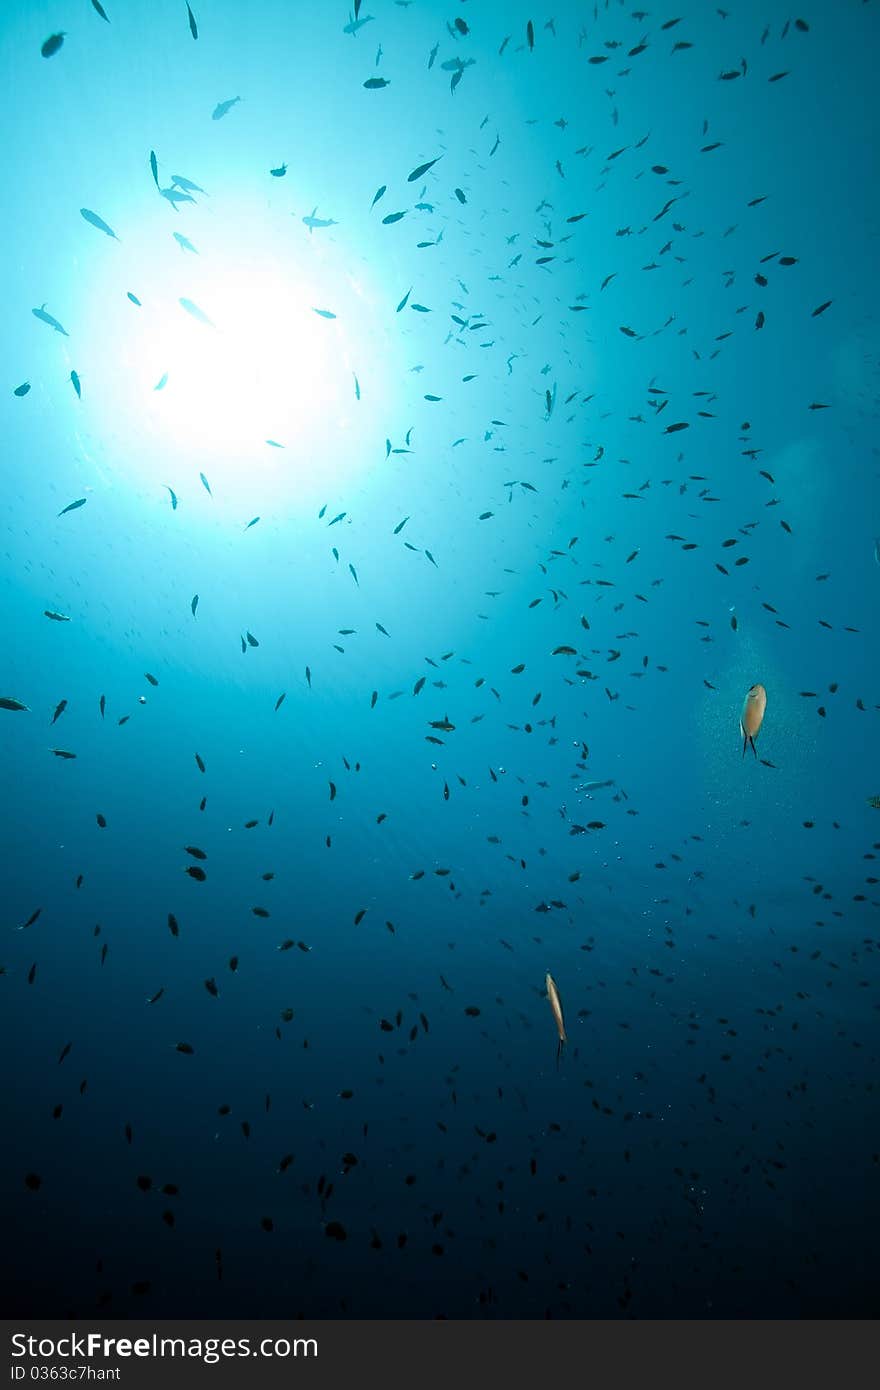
xmin=302 ymin=208 xmax=338 ymax=231
xmin=407 ymin=156 xmax=441 ymax=182
xmin=81 ymin=208 xmax=119 ymax=240
xmin=58 ymin=499 xmax=86 ymax=516
xmin=179 ymin=298 xmax=215 ymax=327
xmin=41 ymin=33 xmax=65 ymax=58
xmin=363 ymin=77 xmax=390 ymax=89
xmin=0 ymin=697 xmax=29 ymax=712
xmin=270 ymin=163 xmax=287 ymax=177
xmin=186 ymin=3 xmax=198 ymax=40
xmin=32 ymin=304 xmax=69 ymax=336
xmin=740 ymin=683 xmax=767 ymax=758
xmin=212 ymin=96 xmax=241 ymax=120
xmin=14 ymin=382 xmax=30 ymax=397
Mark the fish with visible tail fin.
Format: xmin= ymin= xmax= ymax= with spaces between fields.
xmin=80 ymin=208 xmax=119 ymax=240
xmin=186 ymin=3 xmax=198 ymax=40
xmin=343 ymin=12 xmax=374 ymax=35
xmin=740 ymin=683 xmax=767 ymax=758
xmin=179 ymin=298 xmax=214 ymax=327
xmin=407 ymin=156 xmax=441 ymax=182
xmin=302 ymin=207 xmax=338 ymax=232
xmin=161 ymin=188 xmax=194 ymax=209
xmin=32 ymin=304 xmax=68 ymax=336
xmin=545 ymin=972 xmax=566 ymax=1064
xmin=172 ymin=174 xmax=208 ymax=194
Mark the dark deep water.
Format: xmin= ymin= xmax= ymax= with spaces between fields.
xmin=1 ymin=0 xmax=879 ymax=1319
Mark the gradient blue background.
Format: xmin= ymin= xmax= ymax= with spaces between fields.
xmin=1 ymin=0 xmax=878 ymax=1318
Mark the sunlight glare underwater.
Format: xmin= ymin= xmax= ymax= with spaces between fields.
xmin=73 ymin=196 xmax=396 ymax=510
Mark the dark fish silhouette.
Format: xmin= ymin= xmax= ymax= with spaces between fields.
xmin=41 ymin=33 xmax=65 ymax=58
xmin=32 ymin=304 xmax=69 ymax=336
xmin=186 ymin=3 xmax=198 ymax=40
xmin=80 ymin=208 xmax=119 ymax=240
xmin=301 ymin=207 xmax=337 ymax=231
xmin=212 ymin=96 xmax=241 ymax=120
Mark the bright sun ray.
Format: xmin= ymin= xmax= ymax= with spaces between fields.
xmin=69 ymin=200 xmax=396 ymax=510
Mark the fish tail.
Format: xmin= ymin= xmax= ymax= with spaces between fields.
xmin=749 ymin=736 xmax=758 ymax=759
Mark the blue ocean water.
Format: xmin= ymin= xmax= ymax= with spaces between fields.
xmin=1 ymin=0 xmax=878 ymax=1320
